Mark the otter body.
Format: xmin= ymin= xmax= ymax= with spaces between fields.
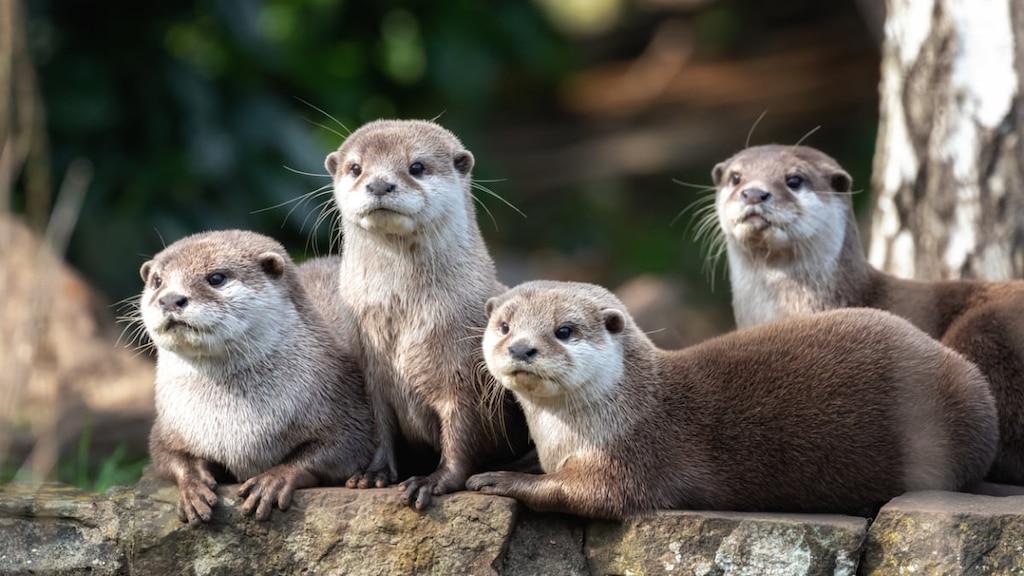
xmin=326 ymin=119 xmax=529 ymax=509
xmin=141 ymin=230 xmax=374 ymax=525
xmin=712 ymin=144 xmax=1024 ymax=484
xmin=467 ymin=281 xmax=998 ymax=519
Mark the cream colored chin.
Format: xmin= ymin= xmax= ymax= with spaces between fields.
xmin=358 ymin=210 xmax=416 ymax=235
xmin=504 ymin=371 xmax=560 ymax=398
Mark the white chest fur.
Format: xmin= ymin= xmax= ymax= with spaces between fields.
xmin=154 ymin=355 xmax=319 ymax=480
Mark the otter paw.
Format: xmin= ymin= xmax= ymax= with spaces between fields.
xmin=397 ymin=473 xmax=461 ymax=510
xmin=346 ymin=468 xmax=393 ymax=489
xmin=466 ymin=472 xmax=514 ymax=495
xmin=238 ymin=467 xmax=315 ymax=521
xmin=177 ymin=477 xmax=218 ymax=527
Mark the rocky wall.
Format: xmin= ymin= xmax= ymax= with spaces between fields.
xmin=1 ymin=472 xmax=1022 ymax=575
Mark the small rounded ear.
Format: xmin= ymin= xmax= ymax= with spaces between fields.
xmin=325 ymin=152 xmax=341 ymax=177
xmin=140 ymin=261 xmax=154 ymax=283
xmin=830 ymin=170 xmax=852 ymax=193
xmin=484 ymin=296 xmax=498 ymax=318
xmin=453 ymin=150 xmax=474 ymax=176
xmin=258 ymin=252 xmax=286 ymax=279
xmin=711 ymin=162 xmax=727 ymax=187
xmin=602 ymin=309 xmax=626 ymax=334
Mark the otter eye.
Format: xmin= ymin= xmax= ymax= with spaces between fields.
xmin=409 ymin=161 xmax=425 ymax=176
xmin=554 ymin=326 xmax=572 ymax=340
xmin=207 ymin=272 xmax=227 ymax=287
xmin=499 ymin=321 xmax=509 ymax=335
xmin=786 ymin=175 xmax=805 ymax=190
xmin=729 ymin=172 xmax=741 ymax=186
xmin=151 ymin=275 xmax=162 ymax=289
xmin=349 ymin=163 xmax=362 ymax=177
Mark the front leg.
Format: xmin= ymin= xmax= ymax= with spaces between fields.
xmin=150 ymin=436 xmax=219 ymax=527
xmin=397 ymin=397 xmax=479 ymax=510
xmin=467 ymin=465 xmax=628 ymax=520
xmin=347 ymin=401 xmax=398 ymax=489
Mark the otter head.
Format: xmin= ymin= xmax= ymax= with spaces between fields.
xmin=483 ymin=281 xmax=629 ymax=405
xmin=711 ymin=144 xmax=852 ymax=258
xmin=140 ymin=230 xmax=296 ymax=361
xmin=325 ymin=119 xmax=475 ymax=237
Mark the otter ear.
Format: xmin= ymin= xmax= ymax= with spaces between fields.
xmin=711 ymin=162 xmax=726 ymax=187
xmin=258 ymin=252 xmax=286 ymax=279
xmin=325 ymin=152 xmax=341 ymax=177
xmin=831 ymin=169 xmax=852 ymax=193
xmin=140 ymin=260 xmax=154 ymax=283
xmin=453 ymin=150 xmax=474 ymax=176
xmin=602 ymin=309 xmax=626 ymax=334
xmin=484 ymin=296 xmax=498 ymax=318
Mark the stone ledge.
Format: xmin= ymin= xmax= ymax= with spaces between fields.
xmin=861 ymin=491 xmax=1024 ymax=576
xmin=2 ymin=477 xmax=1022 ymax=575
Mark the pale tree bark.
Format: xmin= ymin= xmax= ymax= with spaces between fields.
xmin=869 ymin=0 xmax=1024 ymax=281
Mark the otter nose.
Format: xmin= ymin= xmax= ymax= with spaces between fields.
xmin=508 ymin=343 xmax=538 ymax=362
xmin=740 ymin=188 xmax=770 ymax=205
xmin=366 ymin=180 xmax=396 ymax=197
xmin=159 ymin=293 xmax=188 ymax=313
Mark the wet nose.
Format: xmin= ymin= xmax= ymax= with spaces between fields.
xmin=508 ymin=343 xmax=538 ymax=362
xmin=366 ymin=180 xmax=396 ymax=197
xmin=159 ymin=293 xmax=188 ymax=313
xmin=740 ymin=188 xmax=770 ymax=205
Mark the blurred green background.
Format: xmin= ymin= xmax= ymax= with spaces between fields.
xmin=18 ymin=0 xmax=881 ymax=340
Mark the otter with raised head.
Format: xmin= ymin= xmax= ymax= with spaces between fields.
xmin=711 ymin=144 xmax=1024 ymax=485
xmin=325 ymin=119 xmax=530 ymax=509
xmin=141 ymin=230 xmax=374 ymax=526
xmin=466 ymin=280 xmax=998 ymax=519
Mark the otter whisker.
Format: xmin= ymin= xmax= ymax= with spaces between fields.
xmin=294 ymin=97 xmax=351 ymax=137
xmin=471 ymin=182 xmax=526 ymax=219
xmin=472 ymin=194 xmax=500 ymax=232
xmin=671 ymin=193 xmax=716 ymax=228
xmin=792 ymin=126 xmax=821 ymax=148
xmin=283 ymin=166 xmax=332 ymax=178
xmin=745 ymin=109 xmax=769 ymax=149
xmin=670 ymin=178 xmax=716 ymax=193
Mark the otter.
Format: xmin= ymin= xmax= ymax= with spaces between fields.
xmin=325 ymin=119 xmax=530 ymax=509
xmin=141 ymin=230 xmax=374 ymax=526
xmin=711 ymin=144 xmax=1024 ymax=485
xmin=466 ymin=280 xmax=998 ymax=520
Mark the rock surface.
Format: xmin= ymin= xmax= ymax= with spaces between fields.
xmin=3 ymin=476 xmax=1024 ymax=575
xmin=861 ymin=490 xmax=1024 ymax=576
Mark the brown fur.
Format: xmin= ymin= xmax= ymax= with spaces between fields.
xmin=712 ymin=144 xmax=1024 ymax=484
xmin=466 ymin=280 xmax=998 ymax=520
xmin=141 ymin=231 xmax=374 ymax=526
xmin=325 ymin=119 xmax=530 ymax=509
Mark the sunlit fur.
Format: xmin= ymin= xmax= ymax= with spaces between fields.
xmin=324 ymin=119 xmax=529 ymax=505
xmin=707 ymin=144 xmax=1024 ymax=485
xmin=467 ymin=280 xmax=997 ymax=520
xmin=140 ymin=230 xmax=374 ymax=524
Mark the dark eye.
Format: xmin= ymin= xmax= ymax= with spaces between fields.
xmin=349 ymin=163 xmax=362 ymax=177
xmin=499 ymin=321 xmax=509 ymax=335
xmin=729 ymin=172 xmax=741 ymax=186
xmin=785 ymin=175 xmax=804 ymax=190
xmin=409 ymin=162 xmax=425 ymax=176
xmin=207 ymin=272 xmax=227 ymax=287
xmin=152 ymin=275 xmax=162 ymax=288
xmin=555 ymin=326 xmax=572 ymax=340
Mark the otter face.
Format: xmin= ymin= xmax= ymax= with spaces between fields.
xmin=140 ymin=231 xmax=293 ymax=360
xmin=712 ymin=145 xmax=851 ymax=256
xmin=483 ymin=283 xmax=626 ymax=404
xmin=325 ymin=120 xmax=475 ymax=237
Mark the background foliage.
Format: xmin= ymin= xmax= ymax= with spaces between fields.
xmin=22 ymin=0 xmax=878 ymax=313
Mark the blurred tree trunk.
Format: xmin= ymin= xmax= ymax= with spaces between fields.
xmin=868 ymin=0 xmax=1024 ymax=281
